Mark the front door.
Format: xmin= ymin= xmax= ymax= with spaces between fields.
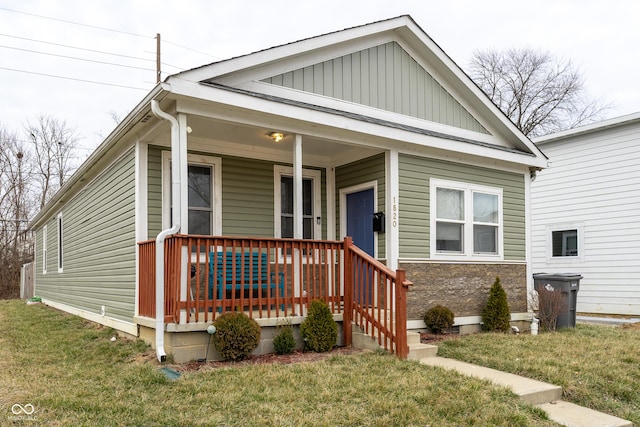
xmin=346 ymin=188 xmax=375 ymax=256
xmin=346 ymin=188 xmax=375 ymax=305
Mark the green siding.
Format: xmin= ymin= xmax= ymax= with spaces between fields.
xmin=147 ymin=148 xmax=327 ymax=239
xmin=223 ymin=157 xmax=327 ymax=238
xmin=147 ymin=145 xmax=163 ymax=238
xmin=263 ymin=42 xmax=488 ymax=134
xmin=335 ymin=154 xmax=386 ymax=256
xmin=398 ymin=154 xmax=526 ymax=260
xmin=222 ymin=157 xmax=274 ymax=237
xmin=34 ymin=149 xmax=137 ymax=322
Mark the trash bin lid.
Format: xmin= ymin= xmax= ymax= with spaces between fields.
xmin=533 ymin=273 xmax=583 ymax=280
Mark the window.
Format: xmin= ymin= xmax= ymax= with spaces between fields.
xmin=274 ymin=166 xmax=321 ymax=239
xmin=187 ymin=164 xmax=212 ymax=235
xmin=42 ymin=225 xmax=47 ymax=274
xmin=162 ymin=152 xmax=221 ymax=235
xmin=552 ymin=229 xmax=578 ymax=257
xmin=431 ymin=179 xmax=502 ymax=258
xmin=57 ymin=213 xmax=63 ymax=272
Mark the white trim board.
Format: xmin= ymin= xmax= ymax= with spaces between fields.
xmin=42 ymin=298 xmax=138 ymax=336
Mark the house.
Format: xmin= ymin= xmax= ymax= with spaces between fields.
xmin=531 ymin=112 xmax=640 ymax=316
xmin=29 ymin=15 xmax=547 ymax=362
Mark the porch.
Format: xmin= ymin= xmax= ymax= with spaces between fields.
xmin=137 ymin=235 xmax=411 ymax=359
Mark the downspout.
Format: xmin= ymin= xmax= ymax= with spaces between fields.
xmin=150 ymin=100 xmax=182 ymax=362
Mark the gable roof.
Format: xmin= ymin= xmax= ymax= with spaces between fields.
xmin=169 ymin=15 xmax=547 ymax=166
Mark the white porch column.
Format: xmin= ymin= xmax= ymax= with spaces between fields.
xmin=387 ymin=150 xmax=400 ymax=271
xmin=293 ymin=135 xmax=303 ymax=314
xmin=178 ymin=113 xmax=189 ymax=324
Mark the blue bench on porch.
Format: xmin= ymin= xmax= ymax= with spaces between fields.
xmin=208 ymin=251 xmax=284 ymax=309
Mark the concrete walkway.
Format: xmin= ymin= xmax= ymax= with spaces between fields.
xmin=419 ymin=357 xmax=632 ymax=427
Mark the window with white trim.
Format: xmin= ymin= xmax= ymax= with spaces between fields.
xmin=547 ymin=224 xmax=583 ymax=261
xmin=274 ymin=166 xmax=321 ymax=239
xmin=430 ymin=179 xmax=503 ymax=258
xmin=162 ymin=152 xmax=222 ymax=235
xmin=57 ymin=212 xmax=63 ymax=272
xmin=42 ymin=225 xmax=47 ymax=274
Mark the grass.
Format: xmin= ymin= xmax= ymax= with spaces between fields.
xmin=438 ymin=323 xmax=640 ymax=424
xmin=0 ymin=300 xmax=553 ymax=426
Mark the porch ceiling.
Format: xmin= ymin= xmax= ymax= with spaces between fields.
xmin=186 ymin=115 xmax=383 ymax=167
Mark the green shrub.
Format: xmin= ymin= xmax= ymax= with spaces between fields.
xmin=481 ymin=277 xmax=511 ymax=332
xmin=273 ymin=320 xmax=296 ymax=355
xmin=212 ymin=312 xmax=261 ymax=361
xmin=300 ymin=300 xmax=337 ymax=352
xmin=424 ymin=305 xmax=455 ymax=334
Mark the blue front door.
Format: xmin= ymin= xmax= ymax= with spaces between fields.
xmin=347 ymin=189 xmax=375 ymax=305
xmin=346 ymin=189 xmax=374 ymax=256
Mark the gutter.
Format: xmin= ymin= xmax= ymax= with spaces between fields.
xmin=150 ymin=100 xmax=182 ymax=363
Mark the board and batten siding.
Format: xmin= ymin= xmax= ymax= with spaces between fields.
xmin=531 ymin=123 xmax=640 ymax=315
xmin=335 ymin=154 xmax=386 ymax=257
xmin=398 ymin=154 xmax=526 ymax=260
xmin=35 ymin=148 xmax=137 ymax=322
xmin=262 ymin=42 xmax=488 ymax=135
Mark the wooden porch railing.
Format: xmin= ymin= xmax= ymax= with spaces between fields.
xmin=138 ymin=235 xmax=412 ymax=358
xmin=343 ymin=237 xmax=412 ymax=359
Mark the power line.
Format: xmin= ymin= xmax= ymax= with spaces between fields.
xmin=0 ymin=67 xmax=148 ymax=91
xmin=0 ymin=45 xmax=157 ymax=72
xmin=0 ymin=6 xmax=151 ymax=39
xmin=1 ymin=33 xmax=184 ymax=72
xmin=163 ymin=38 xmax=220 ymax=60
xmin=0 ymin=32 xmax=156 ymax=63
xmin=0 ymin=7 xmax=220 ymax=63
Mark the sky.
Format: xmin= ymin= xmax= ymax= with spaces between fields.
xmin=1 ymin=0 xmax=639 ymax=155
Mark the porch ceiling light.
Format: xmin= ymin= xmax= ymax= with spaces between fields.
xmin=268 ymin=132 xmax=284 ymax=143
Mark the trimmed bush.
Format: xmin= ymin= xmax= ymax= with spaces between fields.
xmin=273 ymin=320 xmax=296 ymax=355
xmin=300 ymin=300 xmax=337 ymax=352
xmin=481 ymin=276 xmax=511 ymax=332
xmin=424 ymin=305 xmax=455 ymax=334
xmin=212 ymin=312 xmax=261 ymax=361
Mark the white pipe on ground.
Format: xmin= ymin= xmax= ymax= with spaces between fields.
xmin=150 ymin=100 xmax=182 ymax=362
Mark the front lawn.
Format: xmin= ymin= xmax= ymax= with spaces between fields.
xmin=438 ymin=323 xmax=640 ymax=424
xmin=0 ymin=300 xmax=552 ymax=426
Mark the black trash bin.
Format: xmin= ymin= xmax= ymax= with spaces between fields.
xmin=533 ymin=273 xmax=582 ymax=329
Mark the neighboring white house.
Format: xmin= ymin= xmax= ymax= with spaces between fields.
xmin=531 ymin=112 xmax=640 ymax=316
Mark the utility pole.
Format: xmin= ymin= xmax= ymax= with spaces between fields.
xmin=156 ymin=33 xmax=161 ymax=83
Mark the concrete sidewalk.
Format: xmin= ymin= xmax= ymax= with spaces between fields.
xmin=419 ymin=357 xmax=632 ymax=427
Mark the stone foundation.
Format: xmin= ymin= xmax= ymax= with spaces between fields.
xmin=401 ymin=262 xmax=528 ymax=321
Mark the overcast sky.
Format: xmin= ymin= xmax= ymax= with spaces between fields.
xmin=2 ymin=0 xmax=639 ymax=154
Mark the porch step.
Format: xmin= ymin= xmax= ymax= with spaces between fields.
xmin=407 ymin=331 xmax=438 ymax=360
xmin=407 ymin=343 xmax=438 ymax=360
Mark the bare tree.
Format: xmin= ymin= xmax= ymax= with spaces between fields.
xmin=0 ymin=116 xmax=80 ymax=298
xmin=469 ymin=48 xmax=610 ymax=137
xmin=0 ymin=125 xmax=32 ymax=298
xmin=26 ymin=115 xmax=80 ymax=208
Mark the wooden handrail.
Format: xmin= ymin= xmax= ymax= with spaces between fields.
xmin=138 ymin=234 xmax=412 ymax=358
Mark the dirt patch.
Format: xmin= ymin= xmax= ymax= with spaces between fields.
xmin=621 ymin=322 xmax=640 ymax=331
xmin=420 ymin=332 xmax=461 ymax=344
